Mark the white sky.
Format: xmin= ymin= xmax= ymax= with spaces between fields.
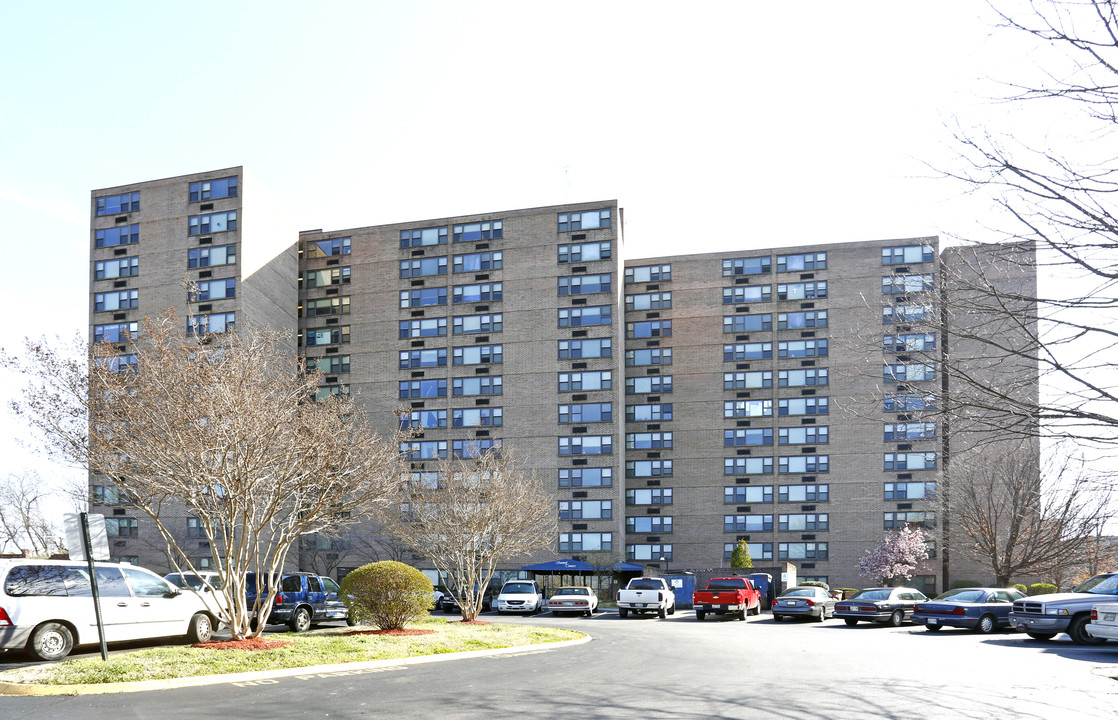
xmin=0 ymin=1 xmax=1070 ymax=517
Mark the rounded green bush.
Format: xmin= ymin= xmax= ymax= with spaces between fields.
xmin=951 ymin=579 xmax=980 ymax=589
xmin=798 ymin=580 xmax=829 ymax=590
xmin=1012 ymin=583 xmax=1027 ymax=594
xmin=339 ymin=561 xmax=433 ymax=630
xmin=1028 ymin=582 xmax=1057 ymax=596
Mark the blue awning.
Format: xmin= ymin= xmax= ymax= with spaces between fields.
xmin=521 ymin=559 xmax=644 ymax=572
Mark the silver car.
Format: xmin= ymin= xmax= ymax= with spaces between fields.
xmin=772 ymin=586 xmax=836 ymax=622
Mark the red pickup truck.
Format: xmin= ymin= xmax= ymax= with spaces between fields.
xmin=693 ymin=577 xmax=762 ymax=621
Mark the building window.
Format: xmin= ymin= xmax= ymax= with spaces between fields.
xmin=94 ymin=289 xmax=138 ymax=312
xmin=560 ymin=532 xmax=613 ymax=552
xmin=626 ymin=376 xmax=672 ymax=394
xmin=559 ymin=306 xmax=611 ymax=327
xmin=401 ymin=410 xmax=448 ymax=429
xmin=559 ymin=274 xmax=611 ymax=295
xmin=561 ymin=500 xmax=613 ymax=520
xmin=779 ymin=484 xmax=829 ymax=502
xmin=883 ymin=273 xmax=934 ymax=294
xmin=626 ymin=488 xmax=673 ymax=506
xmin=779 ymin=368 xmax=828 ymax=387
xmin=723 ymin=286 xmax=772 ymax=304
xmin=453 ymin=376 xmax=503 ymax=396
xmin=453 ymin=251 xmax=502 ymax=273
xmin=778 ymin=339 xmax=828 ymax=358
xmin=453 ymin=220 xmax=502 ymax=243
xmin=558 ymin=209 xmax=611 ymax=232
xmin=559 ymin=371 xmax=612 ymax=392
xmin=627 ymin=516 xmax=672 ymax=533
xmin=558 ymin=403 xmax=612 ymax=423
xmin=304 ymin=297 xmax=350 ymax=317
xmin=399 ymin=348 xmax=446 ymax=368
xmin=188 ymin=210 xmax=237 ymax=235
xmin=885 ymin=511 xmax=936 ymax=530
xmin=884 ymin=422 xmax=936 ymax=441
xmin=626 ymin=292 xmax=671 ymax=310
xmin=452 ymin=408 xmax=503 ymax=427
xmin=400 ymin=441 xmax=448 ymax=460
xmin=778 ymin=311 xmax=828 ymax=329
xmin=306 ymin=237 xmax=351 ymax=258
xmin=724 ymin=486 xmax=774 ymax=504
xmin=723 ymin=371 xmax=772 ymax=390
xmin=454 ymin=345 xmax=503 ymax=365
xmin=779 ymin=514 xmax=829 ymax=531
xmin=725 ymin=543 xmax=772 ymax=561
xmin=724 ymin=429 xmax=773 ymax=447
xmin=883 ymin=305 xmax=934 ymax=324
xmin=723 ymin=343 xmax=772 ymax=361
xmin=627 ymin=403 xmax=672 ymax=421
xmin=453 ymin=282 xmax=502 ymax=303
xmin=626 ymin=264 xmax=670 ymax=283
xmin=95 ymin=224 xmax=139 ymax=248
xmin=626 ymin=348 xmax=672 ymax=366
xmin=307 ymin=355 xmax=350 ymax=374
xmin=885 ymin=481 xmax=936 ymax=500
xmin=723 ymin=257 xmax=771 ymax=276
xmin=94 ymin=322 xmax=139 ymax=343
xmin=627 ymin=320 xmax=671 ymax=338
xmin=188 ymin=312 xmax=235 ymax=335
xmin=777 ymin=281 xmax=827 ymax=300
xmin=779 ymin=426 xmax=829 ymax=444
xmin=777 ymin=253 xmax=827 ymax=272
xmin=399 ymin=380 xmax=447 ymax=399
xmin=453 ymin=313 xmax=502 ymax=334
xmin=188 ymin=244 xmax=236 ymax=268
xmin=558 ymin=241 xmax=611 ymax=263
xmin=191 ymin=278 xmax=235 ymax=301
xmin=187 ymin=517 xmax=205 ymax=539
xmin=884 ymin=452 xmax=937 ymax=471
xmin=883 ymin=393 xmax=934 ymax=411
xmin=559 ymin=338 xmax=612 ymax=359
xmin=882 ymin=245 xmax=935 ymax=265
xmin=400 ymin=288 xmax=447 ymax=308
xmin=96 ymin=192 xmax=140 ymax=216
xmin=189 ymin=177 xmax=238 ymax=202
xmin=97 ymin=354 xmax=138 ymax=373
xmin=626 ymin=461 xmax=673 ymax=479
xmin=558 ymin=435 xmax=613 ymax=455
xmin=723 ymin=314 xmax=772 ymax=333
xmin=627 ymin=544 xmax=672 ymax=561
xmin=307 ymin=326 xmax=350 ymax=346
xmin=306 ymin=267 xmax=351 ymax=288
xmin=779 ymin=542 xmax=828 ymax=560
xmin=724 ymin=400 xmax=772 ymax=418
xmin=724 ymin=515 xmax=772 ymax=532
xmin=559 ymin=468 xmax=612 ymax=487
xmin=314 ymin=385 xmax=349 ymax=401
xmin=724 ymin=457 xmax=774 ymax=476
xmin=453 ymin=439 xmax=501 ymax=458
xmin=399 ymin=227 xmax=448 ymax=248
xmin=399 ymin=257 xmax=448 ymax=278
xmin=105 ymin=517 xmax=139 ymax=538
xmin=779 ymin=455 xmax=829 ymax=474
xmin=94 ymin=257 xmax=138 ymax=280
xmin=627 ymin=432 xmax=672 ymax=450
xmin=92 ymin=485 xmax=133 ymax=505
xmin=884 ymin=333 xmax=936 ymax=353
xmin=399 ymin=318 xmax=446 ymax=338
xmin=884 ymin=363 xmax=936 ymax=382
xmin=778 ymin=397 xmax=829 ymax=416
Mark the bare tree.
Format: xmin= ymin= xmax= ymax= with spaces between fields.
xmin=0 ymin=471 xmax=64 ymax=557
xmin=376 ymin=446 xmax=555 ymax=621
xmin=2 ymin=311 xmax=405 ymax=639
xmin=953 ymin=441 xmax=1112 ymax=587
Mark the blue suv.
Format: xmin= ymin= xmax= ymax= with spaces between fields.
xmin=246 ymin=572 xmax=351 ymax=632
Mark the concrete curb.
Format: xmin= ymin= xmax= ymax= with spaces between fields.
xmin=0 ymin=634 xmax=592 ymax=696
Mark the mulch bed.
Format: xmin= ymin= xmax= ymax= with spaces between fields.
xmin=344 ymin=628 xmax=436 ymax=637
xmin=193 ymin=638 xmax=296 ymax=651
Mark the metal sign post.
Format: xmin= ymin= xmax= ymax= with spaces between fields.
xmin=79 ymin=513 xmax=109 ymax=662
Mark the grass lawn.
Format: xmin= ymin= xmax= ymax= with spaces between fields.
xmin=0 ymin=617 xmax=582 ymax=686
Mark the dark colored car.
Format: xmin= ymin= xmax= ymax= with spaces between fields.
xmin=912 ymin=587 xmax=1026 ymax=634
xmin=772 ymin=586 xmax=836 ymax=622
xmin=245 ymin=572 xmax=351 ymax=632
xmin=439 ymin=584 xmax=499 ymax=614
xmin=834 ymin=587 xmax=928 ymax=626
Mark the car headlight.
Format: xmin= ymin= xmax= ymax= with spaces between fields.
xmin=1045 ymin=608 xmax=1069 ymax=616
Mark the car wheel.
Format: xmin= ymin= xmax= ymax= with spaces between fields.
xmin=668 ymin=603 xmax=676 ymax=616
xmin=975 ymin=614 xmax=996 ymax=635
xmin=925 ymin=624 xmax=943 ymax=632
xmin=696 ymin=610 xmax=706 ymax=621
xmin=551 ymin=610 xmax=558 ymax=616
xmin=497 ymin=610 xmax=505 ymax=615
xmin=772 ymin=614 xmax=781 ymax=622
xmin=844 ymin=618 xmax=859 ymax=626
xmin=1068 ymin=614 xmax=1106 ymax=646
xmin=816 ymin=607 xmax=826 ymax=622
xmin=619 ymin=608 xmax=628 ymax=618
xmin=289 ymin=607 xmax=312 ymax=633
xmin=187 ymin=612 xmax=214 ymax=643
xmin=1026 ymin=631 xmax=1055 ymax=641
xmin=584 ymin=609 xmax=592 ymax=617
xmin=737 ymin=606 xmax=747 ymax=621
xmin=659 ymin=607 xmax=667 ymax=619
xmin=888 ymin=610 xmax=905 ymax=627
xmin=751 ymin=604 xmax=761 ymax=617
xmin=29 ymin=622 xmax=73 ymax=661
xmin=346 ymin=615 xmax=358 ymax=627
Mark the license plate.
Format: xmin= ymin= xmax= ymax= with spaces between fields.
xmin=928 ymin=618 xmax=938 ymax=625
xmin=1105 ymin=613 xmax=1116 ymax=622
xmin=788 ymin=601 xmax=800 ymax=606
xmin=634 ymin=603 xmax=646 ymax=608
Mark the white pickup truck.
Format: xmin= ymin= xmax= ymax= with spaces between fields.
xmin=617 ymin=576 xmax=676 ymax=619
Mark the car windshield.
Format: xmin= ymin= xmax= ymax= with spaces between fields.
xmin=851 ymin=589 xmax=891 ymax=601
xmin=934 ymin=589 xmax=985 ymax=603
xmin=503 ymin=583 xmax=535 ymax=593
xmin=783 ymin=588 xmax=817 ymax=597
xmin=708 ymin=580 xmax=746 ymax=590
xmin=1073 ymin=574 xmax=1118 ymax=595
xmin=554 ymin=588 xmax=588 ymax=596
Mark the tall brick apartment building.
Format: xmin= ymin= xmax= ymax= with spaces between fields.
xmin=89 ymin=167 xmax=1036 ymax=593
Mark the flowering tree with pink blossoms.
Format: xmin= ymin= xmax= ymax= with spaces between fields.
xmin=856 ymin=525 xmax=931 ymax=586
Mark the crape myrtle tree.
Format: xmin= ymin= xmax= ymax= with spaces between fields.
xmin=0 ymin=471 xmax=65 ymax=557
xmin=2 ymin=311 xmax=405 ymax=639
xmin=856 ymin=525 xmax=931 ymax=586
xmin=377 ymin=445 xmax=556 ymax=621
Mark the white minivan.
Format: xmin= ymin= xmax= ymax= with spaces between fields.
xmin=0 ymin=559 xmax=217 ymax=660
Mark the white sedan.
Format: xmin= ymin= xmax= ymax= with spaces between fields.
xmin=546 ymin=586 xmax=599 ymax=616
xmin=1087 ymin=603 xmax=1118 ymax=641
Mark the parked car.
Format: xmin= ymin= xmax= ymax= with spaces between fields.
xmin=911 ymin=587 xmax=1025 ymax=634
xmin=1009 ymin=572 xmax=1118 ymax=645
xmin=546 ymin=586 xmax=599 ymax=616
xmin=617 ymin=577 xmax=676 ymax=619
xmin=693 ymin=577 xmax=762 ymax=621
xmin=440 ymin=583 xmax=499 ymax=613
xmin=772 ymin=585 xmax=836 ymax=622
xmin=495 ymin=579 xmax=545 ymax=614
xmin=834 ymin=587 xmax=928 ymax=626
xmin=245 ymin=571 xmax=351 ymax=631
xmin=1087 ymin=603 xmax=1118 ymax=642
xmin=164 ymin=571 xmax=227 ymax=616
xmin=0 ymin=559 xmax=217 ymax=661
